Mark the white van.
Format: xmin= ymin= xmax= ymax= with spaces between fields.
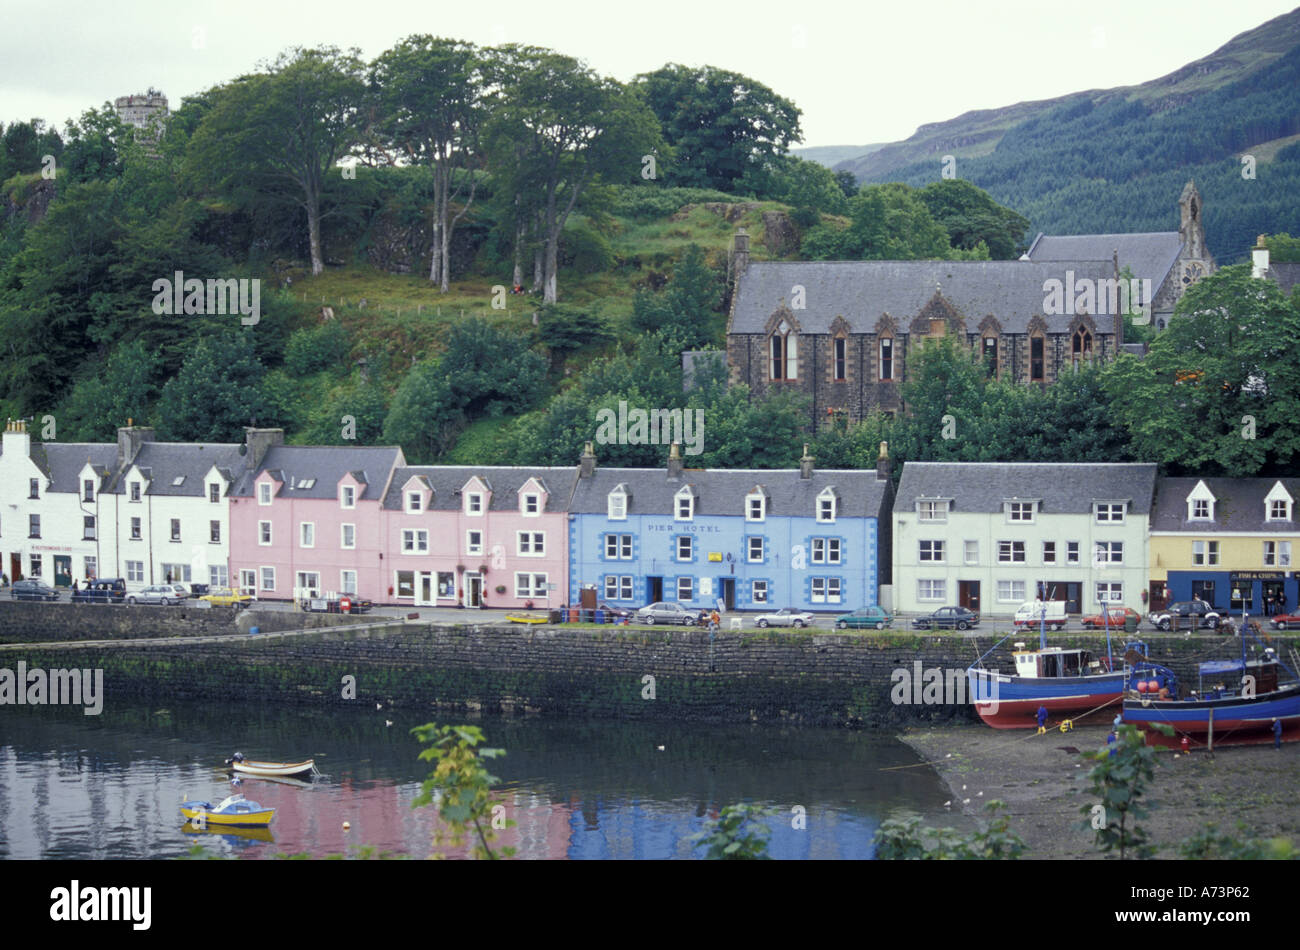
xmin=1013 ymin=599 xmax=1066 ymax=630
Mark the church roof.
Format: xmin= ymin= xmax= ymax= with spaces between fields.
xmin=1025 ymin=231 xmax=1184 ymax=293
xmin=728 ymin=259 xmax=1115 ymax=336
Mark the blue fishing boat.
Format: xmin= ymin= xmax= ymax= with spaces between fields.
xmin=1123 ymin=623 xmax=1300 ymax=746
xmin=967 ymin=590 xmax=1176 ymax=728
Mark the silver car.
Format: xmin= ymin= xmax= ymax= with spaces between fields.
xmin=634 ymin=602 xmax=697 ymax=625
xmin=125 ymin=585 xmax=182 ymax=606
xmin=754 ymin=608 xmax=816 ymax=628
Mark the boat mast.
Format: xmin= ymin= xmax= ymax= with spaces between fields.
xmin=1039 ymin=581 xmax=1047 ymax=650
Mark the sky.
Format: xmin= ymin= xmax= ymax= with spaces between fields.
xmin=1 ymin=0 xmax=1297 ymax=149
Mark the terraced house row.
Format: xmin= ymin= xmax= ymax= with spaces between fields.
xmin=3 ymin=416 xmax=1298 ymax=618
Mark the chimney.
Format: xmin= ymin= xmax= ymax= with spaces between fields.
xmin=1252 ymin=235 xmax=1270 ymax=280
xmin=3 ymin=418 xmax=31 ymax=460
xmin=579 ymin=440 xmax=596 ymax=478
xmin=244 ymin=427 xmax=285 ymax=470
xmin=730 ymin=228 xmax=750 ymax=283
xmin=116 ymin=422 xmax=156 ymax=470
xmin=799 ymin=443 xmax=814 ymax=480
xmin=667 ymin=441 xmax=683 ymax=479
xmin=876 ymin=441 xmax=892 ymax=481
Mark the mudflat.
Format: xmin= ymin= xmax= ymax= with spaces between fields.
xmin=899 ymin=723 xmax=1300 ymax=858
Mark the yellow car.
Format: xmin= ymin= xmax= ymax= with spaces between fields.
xmin=200 ymin=587 xmax=255 ymax=608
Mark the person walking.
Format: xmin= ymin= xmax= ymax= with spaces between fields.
xmin=1036 ymin=705 xmax=1049 ymax=734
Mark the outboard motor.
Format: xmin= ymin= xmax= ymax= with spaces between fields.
xmin=224 ymin=751 xmax=245 ymax=766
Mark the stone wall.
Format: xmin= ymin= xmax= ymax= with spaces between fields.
xmin=0 ymin=602 xmax=370 ymax=643
xmin=4 ymin=622 xmax=1255 ymax=727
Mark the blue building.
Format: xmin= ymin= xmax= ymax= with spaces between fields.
xmin=567 ymin=442 xmax=893 ymax=613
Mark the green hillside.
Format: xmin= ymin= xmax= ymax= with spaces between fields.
xmin=837 ymin=8 xmax=1300 ymax=261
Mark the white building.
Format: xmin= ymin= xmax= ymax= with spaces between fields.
xmin=0 ymin=419 xmax=116 ymax=585
xmin=893 ymin=462 xmax=1157 ymax=617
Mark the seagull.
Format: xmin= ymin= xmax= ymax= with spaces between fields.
xmin=961 ymin=784 xmax=966 ymax=791
xmin=945 ymin=753 xmax=952 ymax=759
xmin=376 ymin=703 xmax=383 ymax=710
xmin=977 ymin=791 xmax=984 ymax=797
xmin=962 ymin=798 xmax=971 ymax=805
xmin=656 ymin=745 xmax=665 ymax=751
xmin=385 ymin=720 xmax=393 ymax=727
xmin=943 ymin=800 xmax=952 ymax=808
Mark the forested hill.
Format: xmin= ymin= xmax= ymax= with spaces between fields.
xmin=834 ymin=7 xmax=1300 ymax=262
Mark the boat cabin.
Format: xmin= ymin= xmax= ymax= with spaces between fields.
xmin=1196 ymin=656 xmax=1280 ymax=697
xmin=1013 ymin=646 xmax=1099 ymax=678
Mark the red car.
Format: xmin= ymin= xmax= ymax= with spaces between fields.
xmin=1080 ymin=606 xmax=1141 ymax=629
xmin=1269 ymin=613 xmax=1300 ymax=631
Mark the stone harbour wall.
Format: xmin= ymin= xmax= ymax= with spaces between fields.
xmin=3 ymin=618 xmax=1264 ymax=727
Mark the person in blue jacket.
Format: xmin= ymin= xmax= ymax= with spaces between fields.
xmin=1274 ymin=718 xmax=1284 ymax=749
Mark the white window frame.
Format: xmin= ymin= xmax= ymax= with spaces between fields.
xmin=746 ymin=493 xmax=766 ymax=522
xmin=403 ymin=529 xmax=429 ymax=554
xmin=522 ymin=493 xmax=541 ymax=516
xmin=1006 ymin=501 xmax=1035 ymax=523
xmin=996 ymin=580 xmax=1026 ymax=603
xmin=677 ymin=576 xmax=693 ymax=601
xmin=517 ymin=531 xmax=545 ymax=557
xmin=341 ymin=485 xmax=356 ymax=509
xmin=918 ymin=540 xmax=944 ymax=563
xmin=1095 ymin=503 xmax=1125 ymax=523
xmin=260 ymin=567 xmax=276 ymax=591
xmin=300 ymin=522 xmax=315 ymax=549
xmin=1094 ymin=541 xmax=1123 ymax=565
xmin=259 ymin=521 xmax=272 ymax=546
xmin=998 ymin=540 xmax=1026 ymax=564
xmin=466 ymin=530 xmax=483 ymax=556
xmin=748 ymin=536 xmax=765 ymax=563
xmin=341 ymin=523 xmax=356 ymax=549
xmin=918 ymin=500 xmax=948 ymax=522
xmin=258 ymin=482 xmax=272 ymax=505
xmin=125 ymin=560 xmax=144 ymax=583
xmin=918 ymin=579 xmax=946 ymax=602
xmin=1042 ymin=540 xmax=1056 ymax=564
xmin=1066 ymin=541 xmax=1080 ymax=564
xmin=210 ymin=565 xmax=229 ymax=588
xmin=340 ymin=570 xmax=358 ymax=595
xmin=465 ymin=492 xmax=484 ymax=516
xmin=675 ymin=488 xmax=694 ymax=521
xmin=406 ymin=491 xmax=423 ymax=514
xmin=1096 ymin=582 xmax=1123 ymax=604
xmin=817 ymin=489 xmax=837 ymax=523
xmin=963 ymin=540 xmax=978 ymax=565
xmin=608 ymin=491 xmax=628 ymax=520
xmin=751 ymin=580 xmax=768 ymax=604
xmin=1264 ymin=540 xmax=1292 ymax=567
xmin=239 ymin=569 xmax=257 ymax=595
xmin=676 ymin=536 xmax=693 ymax=561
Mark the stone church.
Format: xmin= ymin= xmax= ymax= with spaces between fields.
xmin=724 ymin=182 xmax=1215 ymax=429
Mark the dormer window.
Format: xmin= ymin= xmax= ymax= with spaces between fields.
xmin=675 ymin=487 xmax=694 ymax=521
xmin=608 ymin=489 xmax=628 ymax=521
xmin=1095 ymin=503 xmax=1125 ymax=523
xmin=745 ymin=492 xmax=766 ymax=521
xmin=1006 ymin=501 xmax=1035 ymax=523
xmin=406 ymin=491 xmax=423 ymax=514
xmin=29 ymin=478 xmax=40 ymax=499
xmin=522 ymin=493 xmax=541 ymax=516
xmin=130 ymin=482 xmax=141 ymax=502
xmin=1187 ymin=482 xmax=1216 ymax=521
xmin=84 ymin=479 xmax=95 ymax=502
xmin=341 ymin=485 xmax=355 ymax=509
xmin=918 ymin=500 xmax=948 ymax=522
xmin=1264 ymin=482 xmax=1293 ymax=522
xmin=817 ymin=488 xmax=837 ymax=523
xmin=466 ymin=492 xmax=484 ymax=515
xmin=208 ymin=483 xmax=221 ymax=503
xmin=258 ymin=482 xmax=272 ymax=505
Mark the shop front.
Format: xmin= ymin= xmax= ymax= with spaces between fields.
xmin=1165 ymin=570 xmax=1296 ymax=615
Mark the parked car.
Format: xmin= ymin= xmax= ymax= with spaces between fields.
xmin=1080 ymin=606 xmax=1142 ymax=629
xmin=165 ymin=583 xmax=192 ymax=600
xmin=200 ymin=587 xmax=255 ymax=609
xmin=755 ymin=608 xmax=816 ymax=628
xmin=188 ymin=583 xmax=210 ymax=597
xmin=836 ymin=606 xmax=893 ymax=630
xmin=912 ymin=606 xmax=980 ymax=630
xmin=1146 ymin=600 xmax=1220 ymax=631
xmin=125 ymin=585 xmax=184 ymax=606
xmin=633 ymin=602 xmax=697 ymax=625
xmin=72 ymin=578 xmax=127 ymax=604
xmin=596 ymin=603 xmax=633 ymax=619
xmin=10 ymin=579 xmax=60 ymax=601
xmin=1269 ymin=613 xmax=1300 ymax=631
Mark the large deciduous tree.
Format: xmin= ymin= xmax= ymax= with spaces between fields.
xmin=484 ymin=47 xmax=662 ymax=303
xmin=634 ymin=64 xmax=802 ymax=192
xmin=370 ymin=36 xmax=486 ymax=291
xmin=187 ymin=46 xmax=367 ymax=275
xmin=1103 ymin=264 xmax=1300 ymax=475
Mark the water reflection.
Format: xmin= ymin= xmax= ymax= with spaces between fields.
xmin=0 ymin=701 xmax=959 ymax=859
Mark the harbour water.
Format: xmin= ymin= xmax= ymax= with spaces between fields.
xmin=0 ymin=699 xmax=959 ymax=859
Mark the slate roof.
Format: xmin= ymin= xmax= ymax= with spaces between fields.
xmin=108 ymin=442 xmax=250 ymax=496
xmin=1151 ymin=477 xmax=1300 ymax=534
xmin=230 ymin=445 xmax=403 ymax=501
xmin=728 ymin=260 xmax=1116 ymax=336
xmin=44 ymin=444 xmax=118 ymax=493
xmin=1025 ymin=232 xmax=1184 ymax=295
xmin=896 ymin=462 xmax=1158 ymax=515
xmin=569 ymin=466 xmax=891 ymax=519
xmin=382 ymin=466 xmax=579 ymax=512
xmin=1267 ymin=263 xmax=1300 ymax=296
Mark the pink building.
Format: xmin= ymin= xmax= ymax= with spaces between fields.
xmin=229 ymin=444 xmax=404 ymax=602
xmin=381 ymin=467 xmax=575 ymax=610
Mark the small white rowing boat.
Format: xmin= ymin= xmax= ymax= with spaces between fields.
xmin=225 ymin=752 xmax=316 ymax=778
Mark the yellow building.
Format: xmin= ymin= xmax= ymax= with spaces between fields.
xmin=1149 ymin=478 xmax=1300 ymax=615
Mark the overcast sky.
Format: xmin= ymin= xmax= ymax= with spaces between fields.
xmin=2 ymin=0 xmax=1296 ymax=148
